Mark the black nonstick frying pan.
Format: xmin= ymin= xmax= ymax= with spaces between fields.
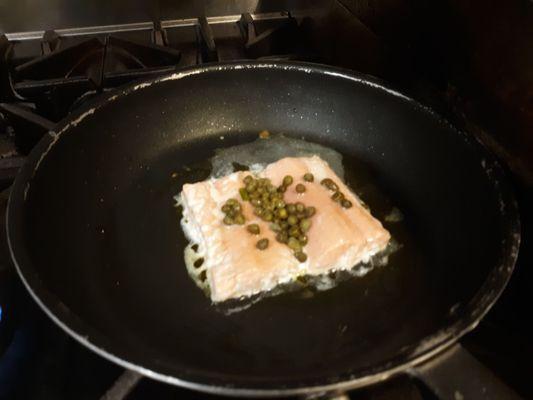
xmin=6 ymin=62 xmax=521 ymax=399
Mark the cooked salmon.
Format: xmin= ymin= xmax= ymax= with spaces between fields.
xmin=180 ymin=156 xmax=390 ymax=302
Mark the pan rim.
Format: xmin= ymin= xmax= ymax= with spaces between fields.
xmin=6 ymin=60 xmax=521 ymax=396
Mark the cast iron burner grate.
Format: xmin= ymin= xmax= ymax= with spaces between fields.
xmin=0 ymin=12 xmax=314 ymax=166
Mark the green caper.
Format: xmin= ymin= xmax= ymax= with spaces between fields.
xmin=246 ymin=182 xmax=257 ymax=193
xmin=289 ymin=226 xmax=300 ymax=237
xmin=256 ymin=238 xmax=269 ymax=250
xmin=199 ymin=270 xmax=207 ymax=282
xmin=258 ymin=178 xmax=269 ymax=187
xmin=270 ymin=223 xmax=282 ymax=232
xmin=287 ymin=204 xmax=296 ymax=214
xmin=251 ymin=198 xmax=262 ymax=207
xmin=249 ymin=191 xmax=260 ymax=200
xmin=226 ymin=208 xmax=237 ymax=218
xmin=300 ymin=218 xmax=312 ymax=232
xmin=278 ymin=185 xmax=287 ymax=193
xmin=247 ymin=224 xmax=260 ymax=235
xmin=276 ymin=232 xmax=289 ymax=244
xmin=276 ymin=208 xmax=288 ymax=219
xmin=234 ymin=214 xmax=245 ymax=225
xmin=262 ymin=192 xmax=270 ymax=202
xmin=287 ymin=237 xmax=302 ymax=251
xmin=243 ymin=175 xmax=253 ymax=185
xmin=280 ymin=221 xmax=289 ymax=230
xmin=294 ymin=251 xmax=308 ymax=262
xmin=295 ymin=183 xmax=306 ymax=193
xmin=274 ymin=199 xmax=286 ymax=209
xmin=254 ymin=207 xmax=264 ymax=217
xmin=267 ymin=184 xmax=277 ymax=194
xmin=321 ymin=178 xmax=338 ymax=191
xmin=320 ymin=178 xmax=333 ymax=187
xmin=265 ymin=201 xmax=275 ymax=212
xmin=256 ymin=186 xmax=265 ymax=195
xmin=303 ymin=173 xmax=314 ymax=182
xmin=239 ymin=188 xmax=249 ymax=201
xmin=332 ymin=191 xmax=344 ymax=202
xmin=341 ymin=199 xmax=353 ymax=209
xmin=295 ymin=202 xmax=305 ymax=212
xmin=233 ymin=202 xmax=242 ymax=212
xmin=305 ymin=206 xmax=316 ymax=217
xmin=287 ymin=215 xmax=299 ymax=226
xmin=270 ymin=192 xmax=282 ymax=202
xmin=296 ymin=212 xmax=306 ymax=219
xmin=283 ymin=175 xmax=293 ymax=186
xmin=221 ymin=204 xmax=232 ymax=213
xmin=226 ymin=198 xmax=239 ymax=207
xmin=262 ymin=211 xmax=273 ymax=222
xmin=299 ymin=235 xmax=308 ymax=245
xmin=223 ymin=215 xmax=234 ymax=225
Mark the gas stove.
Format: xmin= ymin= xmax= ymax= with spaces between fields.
xmin=0 ymin=3 xmax=532 ymax=400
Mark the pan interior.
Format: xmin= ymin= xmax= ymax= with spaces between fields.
xmin=16 ymin=65 xmax=513 ymax=388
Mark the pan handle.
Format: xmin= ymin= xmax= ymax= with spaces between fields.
xmin=409 ymin=344 xmax=522 ymax=400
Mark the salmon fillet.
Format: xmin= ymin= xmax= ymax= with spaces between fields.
xmin=179 ymin=156 xmax=390 ymax=302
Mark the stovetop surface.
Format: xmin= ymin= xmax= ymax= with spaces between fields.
xmin=1 ymin=5 xmax=532 ymax=400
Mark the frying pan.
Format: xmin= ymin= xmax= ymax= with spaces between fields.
xmin=6 ymin=62 xmax=521 ymax=398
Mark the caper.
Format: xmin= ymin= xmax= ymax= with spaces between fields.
xmin=267 ymin=184 xmax=277 ymax=194
xmin=300 ymin=218 xmax=312 ymax=232
xmin=321 ymin=178 xmax=333 ymax=187
xmin=294 ymin=251 xmax=308 ymax=262
xmin=221 ymin=204 xmax=232 ymax=213
xmin=233 ymin=203 xmax=242 ymax=212
xmin=251 ymin=198 xmax=262 ymax=207
xmin=254 ymin=207 xmax=264 ymax=217
xmin=258 ymin=178 xmax=269 ymax=187
xmin=288 ymin=237 xmax=302 ymax=251
xmin=295 ymin=202 xmax=305 ymax=213
xmin=256 ymin=238 xmax=269 ymax=250
xmin=274 ymin=199 xmax=286 ymax=209
xmin=341 ymin=199 xmax=353 ymax=208
xmin=256 ymin=186 xmax=265 ymax=195
xmin=296 ymin=212 xmax=306 ymax=219
xmin=249 ymin=191 xmax=260 ymax=200
xmin=246 ymin=182 xmax=257 ymax=192
xmin=239 ymin=188 xmax=249 ymax=201
xmin=227 ymin=198 xmax=239 ymax=207
xmin=247 ymin=224 xmax=260 ymax=235
xmin=226 ymin=208 xmax=237 ymax=218
xmin=243 ymin=175 xmax=254 ymax=185
xmin=262 ymin=192 xmax=270 ymax=202
xmin=276 ymin=208 xmax=288 ymax=219
xmin=287 ymin=204 xmax=296 ymax=214
xmin=332 ymin=191 xmax=344 ymax=202
xmin=265 ymin=201 xmax=275 ymax=212
xmin=235 ymin=214 xmax=245 ymax=225
xmin=289 ymin=226 xmax=300 ymax=237
xmin=299 ymin=235 xmax=308 ymax=245
xmin=287 ymin=215 xmax=299 ymax=226
xmin=223 ymin=215 xmax=234 ymax=225
xmin=270 ymin=223 xmax=282 ymax=232
xmin=305 ymin=206 xmax=316 ymax=217
xmin=271 ymin=192 xmax=282 ymax=202
xmin=262 ymin=211 xmax=273 ymax=222
xmin=283 ymin=175 xmax=293 ymax=186
xmin=321 ymin=178 xmax=338 ymax=191
xmin=276 ymin=232 xmax=289 ymax=244
xmin=278 ymin=185 xmax=287 ymax=193
xmin=295 ymin=183 xmax=306 ymax=193
xmin=303 ymin=173 xmax=314 ymax=182
xmin=280 ymin=221 xmax=289 ymax=230
xmin=199 ymin=270 xmax=207 ymax=282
